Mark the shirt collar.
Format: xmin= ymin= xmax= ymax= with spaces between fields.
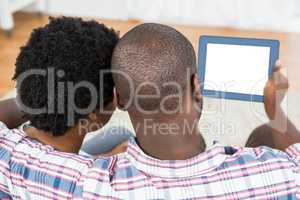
xmin=125 ymin=137 xmax=228 ymax=178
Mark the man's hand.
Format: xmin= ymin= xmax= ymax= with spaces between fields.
xmin=98 ymin=141 xmax=128 ymax=157
xmin=263 ymin=61 xmax=289 ymax=120
xmin=263 ymin=60 xmax=300 ymax=150
xmin=0 ymin=98 xmax=27 ymax=129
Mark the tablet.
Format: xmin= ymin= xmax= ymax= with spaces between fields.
xmin=198 ymin=36 xmax=280 ymax=102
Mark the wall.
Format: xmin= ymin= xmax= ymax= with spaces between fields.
xmin=26 ymin=0 xmax=300 ymax=32
xmin=27 ymin=0 xmax=128 ymax=20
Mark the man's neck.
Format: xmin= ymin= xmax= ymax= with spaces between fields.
xmin=133 ymin=115 xmax=206 ymax=160
xmin=25 ymin=126 xmax=85 ymax=153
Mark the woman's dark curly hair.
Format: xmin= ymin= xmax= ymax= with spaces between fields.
xmin=13 ymin=17 xmax=119 ymax=136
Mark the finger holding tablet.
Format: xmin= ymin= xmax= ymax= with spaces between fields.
xmin=264 ymin=60 xmax=289 ymax=120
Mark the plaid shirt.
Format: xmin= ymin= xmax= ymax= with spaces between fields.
xmin=0 ymin=121 xmax=299 ymax=199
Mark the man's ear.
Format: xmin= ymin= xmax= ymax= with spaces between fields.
xmin=192 ymin=74 xmax=202 ymax=103
xmin=114 ymin=87 xmax=126 ymax=110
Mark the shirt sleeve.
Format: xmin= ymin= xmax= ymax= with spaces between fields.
xmin=284 ymin=144 xmax=300 ymax=199
xmin=0 ymin=121 xmax=13 ymax=195
xmin=0 ymin=190 xmax=12 ymax=200
xmin=285 ymin=143 xmax=300 ymax=164
xmin=0 ymin=121 xmax=9 ymax=137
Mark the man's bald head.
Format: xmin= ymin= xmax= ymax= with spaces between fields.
xmin=112 ymin=23 xmax=197 ymax=113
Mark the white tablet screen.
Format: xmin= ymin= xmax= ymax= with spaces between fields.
xmin=204 ymin=44 xmax=271 ymax=96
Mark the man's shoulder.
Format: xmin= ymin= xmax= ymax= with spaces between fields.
xmin=221 ymin=144 xmax=300 ymax=168
xmin=0 ymin=121 xmax=24 ymax=143
xmin=0 ymin=121 xmax=113 ymax=173
xmin=0 ymin=121 xmax=121 ymax=199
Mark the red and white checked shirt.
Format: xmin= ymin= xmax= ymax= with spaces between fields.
xmin=0 ymin=121 xmax=299 ymax=199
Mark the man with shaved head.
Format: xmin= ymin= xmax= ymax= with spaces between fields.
xmin=112 ymin=23 xmax=206 ymax=160
xmin=0 ymin=22 xmax=299 ymax=199
xmin=109 ymin=23 xmax=300 ymax=199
